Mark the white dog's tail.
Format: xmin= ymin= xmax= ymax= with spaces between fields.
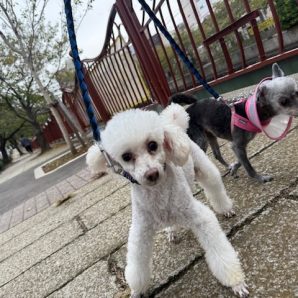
xmin=86 ymin=144 xmax=107 ymax=175
xmin=161 ymin=103 xmax=189 ymax=131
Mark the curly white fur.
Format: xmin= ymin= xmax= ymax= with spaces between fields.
xmin=86 ymin=144 xmax=106 ymax=175
xmin=86 ymin=104 xmax=248 ymax=297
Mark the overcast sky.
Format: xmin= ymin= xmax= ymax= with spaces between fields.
xmin=45 ymin=0 xmax=180 ymax=60
xmin=46 ymin=0 xmax=116 ymax=60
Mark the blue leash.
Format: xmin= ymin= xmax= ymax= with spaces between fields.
xmin=63 ymin=0 xmax=139 ymax=185
xmin=64 ymin=0 xmax=100 ymax=142
xmin=138 ymin=0 xmax=221 ymax=100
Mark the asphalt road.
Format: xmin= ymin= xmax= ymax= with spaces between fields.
xmin=0 ymin=155 xmax=86 ymax=215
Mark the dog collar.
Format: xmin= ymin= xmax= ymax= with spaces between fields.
xmin=232 ymin=78 xmax=292 ymax=140
xmin=246 ymin=77 xmax=292 ymax=140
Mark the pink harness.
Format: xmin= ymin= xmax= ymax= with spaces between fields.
xmin=231 ymin=97 xmax=271 ymax=133
xmin=231 ymin=78 xmax=292 ymax=140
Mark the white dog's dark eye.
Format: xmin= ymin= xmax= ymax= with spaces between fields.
xmin=122 ymin=152 xmax=132 ymax=162
xmin=148 ymin=141 xmax=158 ymax=152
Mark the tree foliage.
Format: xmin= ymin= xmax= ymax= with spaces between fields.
xmin=0 ymin=0 xmax=90 ymax=154
xmin=0 ymin=101 xmax=25 ymax=163
xmin=275 ymin=0 xmax=298 ymax=30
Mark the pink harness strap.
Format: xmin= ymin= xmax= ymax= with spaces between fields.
xmin=231 ymin=107 xmax=261 ymax=132
xmin=231 ymin=97 xmax=270 ymax=133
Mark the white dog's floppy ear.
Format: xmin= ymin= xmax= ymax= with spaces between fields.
xmin=163 ymin=124 xmax=190 ymax=166
xmin=86 ymin=144 xmax=108 ymax=175
xmin=161 ymin=103 xmax=191 ymax=166
xmin=272 ymin=63 xmax=284 ymax=78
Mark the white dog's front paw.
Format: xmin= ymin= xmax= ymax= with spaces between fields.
xmin=224 ymin=209 xmax=236 ymax=218
xmin=165 ymin=227 xmax=179 ymax=244
xmin=232 ymin=282 xmax=249 ymax=297
xmin=130 ymin=291 xmax=143 ymax=298
xmin=168 ymin=231 xmax=179 ymax=243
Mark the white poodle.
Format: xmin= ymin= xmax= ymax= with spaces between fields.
xmin=86 ymin=104 xmax=248 ymax=297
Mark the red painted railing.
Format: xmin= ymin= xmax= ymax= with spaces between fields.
xmin=58 ymin=0 xmax=298 ymax=134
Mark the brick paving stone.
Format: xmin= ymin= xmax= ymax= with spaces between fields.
xmin=23 ymin=197 xmax=37 ymax=220
xmin=9 ymin=204 xmax=24 ymax=228
xmin=0 ymin=167 xmax=95 ymax=233
xmin=46 ymin=186 xmax=63 ymax=205
xmin=35 ymin=192 xmax=50 ymax=212
xmin=56 ymin=181 xmax=75 ymax=196
xmin=0 ymin=210 xmax=12 ymax=234
xmin=77 ymin=169 xmax=93 ymax=182
xmin=66 ymin=175 xmax=87 ymax=189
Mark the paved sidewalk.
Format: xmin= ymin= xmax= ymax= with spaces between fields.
xmin=0 ymin=80 xmax=297 ymax=297
xmin=0 ymin=143 xmax=70 ymax=185
xmin=0 ymin=143 xmax=95 ymax=233
xmin=0 ymin=167 xmax=95 ymax=233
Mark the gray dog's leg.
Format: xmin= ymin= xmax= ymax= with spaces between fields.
xmin=206 ymin=132 xmax=230 ymax=168
xmin=188 ymin=124 xmax=209 ymax=152
xmin=231 ymin=142 xmax=272 ymax=183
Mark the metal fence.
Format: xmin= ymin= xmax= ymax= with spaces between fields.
xmin=62 ymin=0 xmax=298 ymax=123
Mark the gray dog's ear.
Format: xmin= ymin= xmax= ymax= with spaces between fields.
xmin=272 ymin=63 xmax=284 ymax=78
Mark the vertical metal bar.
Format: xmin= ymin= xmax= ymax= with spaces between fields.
xmin=243 ymin=0 xmax=266 ymax=60
xmin=147 ymin=25 xmax=179 ymax=93
xmin=101 ymin=58 xmax=126 ymax=110
xmin=267 ymin=0 xmax=284 ymax=53
xmin=112 ymin=49 xmax=137 ymax=107
xmin=158 ymin=7 xmax=188 ymax=90
xmin=176 ymin=0 xmax=206 ymax=80
xmin=223 ymin=0 xmax=246 ymax=68
xmin=116 ymin=0 xmax=170 ymax=106
xmin=121 ymin=46 xmax=144 ymax=104
xmin=126 ymin=44 xmax=151 ymax=102
xmin=116 ymin=50 xmax=139 ymax=106
xmin=205 ymin=0 xmax=234 ymax=73
xmin=91 ymin=62 xmax=116 ymax=114
xmin=110 ymin=25 xmax=135 ymax=108
xmin=96 ymin=62 xmax=119 ymax=113
xmin=108 ymin=53 xmax=131 ymax=108
xmin=167 ymin=0 xmax=196 ymax=86
xmin=153 ymin=22 xmax=180 ymax=91
xmin=189 ymin=0 xmax=217 ymax=79
xmin=103 ymin=56 xmax=128 ymax=110
xmin=83 ymin=67 xmax=110 ymax=122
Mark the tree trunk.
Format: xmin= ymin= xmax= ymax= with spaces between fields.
xmin=0 ymin=138 xmax=10 ymax=164
xmin=27 ymin=62 xmax=77 ymax=155
xmin=58 ymin=101 xmax=87 ymax=146
xmin=9 ymin=137 xmax=24 ymax=156
xmin=49 ymin=105 xmax=77 ymax=154
xmin=33 ymin=124 xmax=51 ymax=153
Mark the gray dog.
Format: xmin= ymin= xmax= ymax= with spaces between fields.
xmin=171 ymin=63 xmax=298 ymax=183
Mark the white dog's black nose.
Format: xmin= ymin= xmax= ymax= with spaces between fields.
xmin=145 ymin=168 xmax=159 ymax=182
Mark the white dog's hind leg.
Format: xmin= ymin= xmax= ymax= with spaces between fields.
xmin=187 ymin=200 xmax=248 ymax=297
xmin=190 ymin=140 xmax=234 ymax=216
xmin=125 ymin=223 xmax=154 ymax=297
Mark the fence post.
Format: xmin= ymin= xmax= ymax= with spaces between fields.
xmin=116 ymin=0 xmax=171 ymax=107
xmin=83 ymin=69 xmax=111 ymax=122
